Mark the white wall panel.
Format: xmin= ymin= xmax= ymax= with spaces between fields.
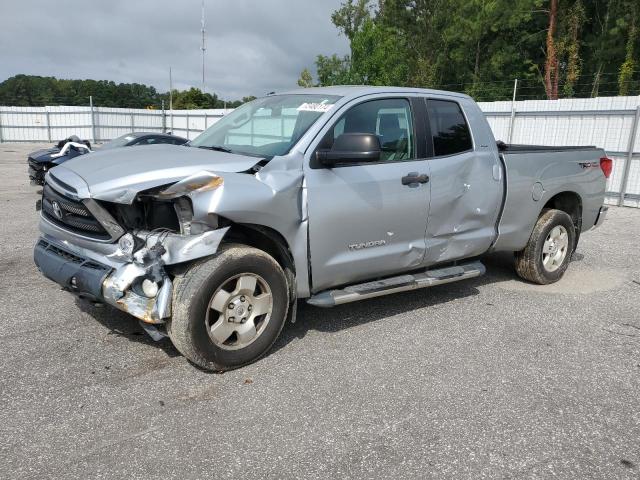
xmin=2 ymin=97 xmax=639 ymax=205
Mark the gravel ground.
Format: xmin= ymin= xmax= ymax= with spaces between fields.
xmin=1 ymin=143 xmax=639 ymax=479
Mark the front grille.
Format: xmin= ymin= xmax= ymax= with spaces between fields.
xmin=43 ymin=242 xmax=83 ymax=264
xmin=38 ymin=239 xmax=110 ymax=272
xmin=42 ymin=183 xmax=111 ymax=240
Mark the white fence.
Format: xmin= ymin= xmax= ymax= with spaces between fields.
xmin=1 ymin=96 xmax=639 ymax=207
xmin=0 ymin=105 xmax=228 ymax=144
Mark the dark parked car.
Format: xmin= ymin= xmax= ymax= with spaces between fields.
xmin=28 ymin=135 xmax=92 ymax=186
xmin=100 ymin=132 xmax=188 ymax=150
xmin=28 ymin=132 xmax=188 ymax=185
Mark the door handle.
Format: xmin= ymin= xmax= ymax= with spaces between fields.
xmin=401 ymin=172 xmax=429 ymax=186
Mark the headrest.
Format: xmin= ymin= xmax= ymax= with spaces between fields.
xmin=379 ymin=114 xmax=400 ymax=132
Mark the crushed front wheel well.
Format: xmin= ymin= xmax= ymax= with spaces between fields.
xmin=221 ymin=223 xmax=296 ymax=297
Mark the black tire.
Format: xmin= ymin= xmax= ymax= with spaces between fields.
xmin=168 ymin=244 xmax=289 ymax=371
xmin=514 ymin=209 xmax=576 ymax=285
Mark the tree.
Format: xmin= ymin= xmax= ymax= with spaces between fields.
xmin=562 ymin=1 xmax=586 ymax=97
xmin=304 ymin=0 xmax=640 ymax=100
xmin=316 ymin=54 xmax=352 ymax=86
xmin=544 ymin=0 xmax=560 ymax=99
xmin=226 ymin=96 xmax=257 ymax=108
xmin=0 ymin=75 xmax=253 ymax=108
xmin=297 ymin=68 xmax=314 ymax=88
xmin=432 ymin=0 xmax=544 ymax=100
xmin=331 ymin=0 xmax=372 ymax=43
xmin=349 ymin=18 xmax=409 ymax=85
xmin=172 ymin=88 xmax=218 ymax=109
xmin=619 ymin=2 xmax=637 ymax=95
xmin=542 ymin=0 xmax=588 ymax=99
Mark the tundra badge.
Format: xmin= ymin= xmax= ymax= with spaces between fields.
xmin=348 ymin=240 xmax=387 ymax=251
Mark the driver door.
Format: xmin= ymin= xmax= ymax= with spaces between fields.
xmin=304 ymin=97 xmax=431 ymax=292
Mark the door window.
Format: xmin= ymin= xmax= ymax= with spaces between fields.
xmin=328 ymin=98 xmax=414 ymax=162
xmin=427 ymin=100 xmax=472 ymax=156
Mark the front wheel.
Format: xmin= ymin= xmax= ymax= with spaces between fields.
xmin=514 ymin=209 xmax=576 ymax=285
xmin=168 ymin=245 xmax=289 ymax=371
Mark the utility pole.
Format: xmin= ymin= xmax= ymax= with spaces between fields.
xmin=201 ymin=0 xmax=206 ymax=92
xmin=169 ymin=67 xmax=174 ymax=133
xmin=89 ymin=95 xmax=96 ymax=143
xmin=161 ymin=99 xmax=166 ymax=133
xmin=508 ymin=78 xmax=518 ymax=143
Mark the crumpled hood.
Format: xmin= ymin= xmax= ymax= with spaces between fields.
xmin=52 ymin=144 xmax=261 ymax=203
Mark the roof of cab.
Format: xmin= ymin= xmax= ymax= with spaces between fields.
xmin=276 ymin=85 xmax=471 ymax=100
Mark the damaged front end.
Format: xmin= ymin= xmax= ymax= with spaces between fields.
xmin=35 ymin=171 xmax=230 ymax=325
xmin=101 ymin=227 xmax=229 ymax=323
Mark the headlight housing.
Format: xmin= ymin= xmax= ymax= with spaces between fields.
xmin=157 ymin=172 xmax=223 ymax=199
xmin=118 ymin=233 xmax=136 ymax=256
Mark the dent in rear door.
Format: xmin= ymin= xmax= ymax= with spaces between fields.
xmin=422 ymin=98 xmax=503 ymax=265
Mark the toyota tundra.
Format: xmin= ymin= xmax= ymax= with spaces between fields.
xmin=33 ymin=86 xmax=610 ymax=371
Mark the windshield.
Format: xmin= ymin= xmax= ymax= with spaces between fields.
xmin=190 ymin=94 xmax=341 ymax=157
xmin=101 ymin=133 xmax=136 ymax=150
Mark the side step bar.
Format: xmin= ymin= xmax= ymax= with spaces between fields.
xmin=307 ymin=261 xmax=485 ymax=307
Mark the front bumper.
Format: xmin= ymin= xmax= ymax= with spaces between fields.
xmin=34 ymin=239 xmax=111 ymax=302
xmin=33 ymin=237 xmax=172 ymax=324
xmin=34 ymin=210 xmax=229 ymax=323
xmin=593 ymin=205 xmax=608 ymax=229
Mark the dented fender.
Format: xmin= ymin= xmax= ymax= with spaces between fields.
xmin=140 ymin=227 xmax=230 ymax=265
xmin=175 ymin=163 xmax=311 ymax=297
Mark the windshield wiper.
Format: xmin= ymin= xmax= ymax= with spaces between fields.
xmin=197 ymin=145 xmax=233 ymax=153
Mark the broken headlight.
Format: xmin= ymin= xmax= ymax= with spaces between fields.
xmin=157 ymin=172 xmax=224 ymax=199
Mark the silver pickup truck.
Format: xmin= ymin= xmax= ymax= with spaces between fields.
xmin=34 ymin=86 xmax=610 ymax=371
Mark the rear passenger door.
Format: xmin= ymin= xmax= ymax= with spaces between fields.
xmin=422 ymin=98 xmax=503 ymax=265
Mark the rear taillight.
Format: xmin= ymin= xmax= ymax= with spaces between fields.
xmin=600 ymin=157 xmax=613 ymax=179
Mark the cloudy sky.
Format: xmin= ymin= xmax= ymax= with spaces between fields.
xmin=0 ymin=0 xmax=350 ymax=100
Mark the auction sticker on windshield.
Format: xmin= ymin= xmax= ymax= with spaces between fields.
xmin=297 ymin=102 xmax=334 ymax=113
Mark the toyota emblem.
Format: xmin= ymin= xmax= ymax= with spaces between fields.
xmin=51 ymin=200 xmax=63 ymax=220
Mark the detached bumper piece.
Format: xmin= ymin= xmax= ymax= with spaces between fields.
xmin=34 ymin=238 xmax=173 ymax=324
xmin=102 ymin=261 xmax=173 ymax=325
xmin=34 ymin=239 xmax=110 ymax=301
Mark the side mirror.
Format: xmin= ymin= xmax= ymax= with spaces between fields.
xmin=316 ymin=133 xmax=381 ymax=167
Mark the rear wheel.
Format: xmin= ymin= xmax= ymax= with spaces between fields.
xmin=514 ymin=209 xmax=576 ymax=285
xmin=168 ymin=245 xmax=289 ymax=371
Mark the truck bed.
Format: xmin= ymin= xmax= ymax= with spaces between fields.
xmin=497 ymin=142 xmax=599 ymax=154
xmin=492 ymin=143 xmax=606 ymax=253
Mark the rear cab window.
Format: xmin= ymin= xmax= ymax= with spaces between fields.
xmin=427 ymin=100 xmax=473 ymax=156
